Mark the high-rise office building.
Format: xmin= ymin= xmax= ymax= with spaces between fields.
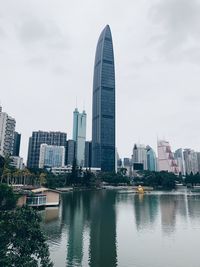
xmin=12 ymin=131 xmax=21 ymax=156
xmin=174 ymin=148 xmax=186 ymax=175
xmin=0 ymin=106 xmax=16 ymax=157
xmin=85 ymin=141 xmax=92 ymax=168
xmin=146 ymin=145 xmax=157 ymax=171
xmin=197 ymin=152 xmax=200 ymax=173
xmin=27 ymin=131 xmax=67 ymax=169
xmin=92 ymin=25 xmax=116 ymax=172
xmin=132 ymin=144 xmax=147 ymax=171
xmin=157 ymin=140 xmax=179 ymax=174
xmin=66 ymin=139 xmax=76 ymax=166
xmin=183 ymin=149 xmax=198 ymax=175
xmin=73 ymin=108 xmax=86 ymax=166
xmin=39 ymin=144 xmax=65 ymax=169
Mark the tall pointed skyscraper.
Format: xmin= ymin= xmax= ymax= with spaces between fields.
xmin=92 ymin=25 xmax=116 ymax=172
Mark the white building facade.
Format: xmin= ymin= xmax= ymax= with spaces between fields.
xmin=174 ymin=148 xmax=186 ymax=175
xmin=0 ymin=106 xmax=16 ymax=157
xmin=39 ymin=144 xmax=65 ymax=169
xmin=10 ymin=156 xmax=24 ymax=170
xmin=183 ymin=149 xmax=198 ymax=175
xmin=132 ymin=144 xmax=147 ymax=170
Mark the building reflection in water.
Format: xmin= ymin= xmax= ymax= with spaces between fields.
xmin=40 ymin=207 xmax=62 ymax=245
xmin=60 ymin=191 xmax=117 ymax=267
xmin=160 ymin=195 xmax=177 ymax=234
xmin=42 ymin=190 xmax=200 ymax=266
xmin=89 ymin=191 xmax=117 ymax=267
xmin=133 ymin=194 xmax=159 ymax=231
xmin=187 ymin=194 xmax=200 ymax=221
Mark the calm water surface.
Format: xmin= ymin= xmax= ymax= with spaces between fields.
xmin=41 ymin=190 xmax=200 ymax=267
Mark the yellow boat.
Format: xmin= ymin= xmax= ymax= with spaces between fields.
xmin=137 ymin=185 xmax=144 ymax=194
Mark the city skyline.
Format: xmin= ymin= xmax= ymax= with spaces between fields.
xmin=1 ymin=0 xmax=200 ymax=160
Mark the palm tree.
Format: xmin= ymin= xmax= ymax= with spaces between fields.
xmin=13 ymin=169 xmax=22 ymax=184
xmin=2 ymin=168 xmax=11 ymax=184
xmin=22 ymin=168 xmax=31 ymax=186
xmin=39 ymin=173 xmax=47 ymax=187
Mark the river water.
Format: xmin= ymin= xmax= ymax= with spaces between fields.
xmin=41 ymin=190 xmax=200 ymax=267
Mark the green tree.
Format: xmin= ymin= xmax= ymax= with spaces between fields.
xmin=0 ymin=185 xmax=53 ymax=267
xmin=0 ymin=184 xmax=18 ymax=210
xmin=70 ymin=158 xmax=79 ymax=185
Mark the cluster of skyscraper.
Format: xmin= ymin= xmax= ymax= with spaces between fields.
xmin=157 ymin=140 xmax=200 ymax=176
xmin=26 ymin=25 xmax=116 ymax=172
xmin=117 ymin=144 xmax=157 ymax=176
xmin=117 ymin=140 xmax=200 ymax=177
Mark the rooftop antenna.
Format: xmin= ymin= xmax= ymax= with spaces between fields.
xmin=76 ymin=96 xmax=78 ymax=109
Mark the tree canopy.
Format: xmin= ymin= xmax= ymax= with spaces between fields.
xmin=0 ymin=184 xmax=53 ymax=267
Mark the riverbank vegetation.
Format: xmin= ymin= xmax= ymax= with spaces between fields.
xmin=2 ymin=154 xmax=200 ymax=190
xmin=0 ymin=184 xmax=53 ymax=267
xmin=134 ymin=171 xmax=177 ymax=190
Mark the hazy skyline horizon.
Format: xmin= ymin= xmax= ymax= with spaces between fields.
xmin=1 ymin=0 xmax=200 ymax=162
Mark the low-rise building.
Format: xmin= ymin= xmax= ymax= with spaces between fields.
xmin=17 ymin=187 xmax=60 ymax=207
xmin=51 ymin=166 xmax=101 ymax=175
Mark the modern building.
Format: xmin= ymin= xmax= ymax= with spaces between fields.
xmin=66 ymin=139 xmax=76 ymax=166
xmin=0 ymin=106 xmax=16 ymax=157
xmin=146 ymin=145 xmax=157 ymax=171
xmin=12 ymin=131 xmax=21 ymax=156
xmin=39 ymin=144 xmax=65 ymax=169
xmin=18 ymin=188 xmax=61 ymax=207
xmin=123 ymin=158 xmax=131 ymax=167
xmin=92 ymin=25 xmax=115 ymax=172
xmin=73 ymin=108 xmax=86 ymax=166
xmin=157 ymin=140 xmax=179 ymax=174
xmin=197 ymin=152 xmax=200 ymax=173
xmin=27 ymin=131 xmax=67 ymax=169
xmin=132 ymin=144 xmax=147 ymax=171
xmin=174 ymin=148 xmax=186 ymax=175
xmin=85 ymin=141 xmax=92 ymax=168
xmin=10 ymin=156 xmax=24 ymax=170
xmin=183 ymin=149 xmax=198 ymax=175
xmin=51 ymin=166 xmax=101 ymax=176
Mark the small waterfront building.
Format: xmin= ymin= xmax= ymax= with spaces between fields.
xmin=17 ymin=187 xmax=60 ymax=207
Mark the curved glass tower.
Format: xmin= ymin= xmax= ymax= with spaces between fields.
xmin=92 ymin=25 xmax=115 ymax=172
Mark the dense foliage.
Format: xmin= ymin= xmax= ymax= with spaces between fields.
xmin=100 ymin=171 xmax=130 ymax=185
xmin=134 ymin=171 xmax=177 ymax=190
xmin=185 ymin=172 xmax=200 ymax=186
xmin=0 ymin=184 xmax=53 ymax=267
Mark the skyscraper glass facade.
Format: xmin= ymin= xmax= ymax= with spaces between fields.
xmin=73 ymin=108 xmax=86 ymax=167
xmin=92 ymin=25 xmax=115 ymax=172
xmin=146 ymin=146 xmax=156 ymax=172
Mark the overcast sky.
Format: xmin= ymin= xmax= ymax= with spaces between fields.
xmin=1 ymin=0 xmax=200 ymax=161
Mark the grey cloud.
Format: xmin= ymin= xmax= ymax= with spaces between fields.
xmin=18 ymin=19 xmax=59 ymax=43
xmin=0 ymin=26 xmax=6 ymax=39
xmin=150 ymin=0 xmax=200 ymax=58
xmin=52 ymin=65 xmax=67 ymax=75
xmin=17 ymin=18 xmax=69 ymax=51
xmin=26 ymin=57 xmax=48 ymax=67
